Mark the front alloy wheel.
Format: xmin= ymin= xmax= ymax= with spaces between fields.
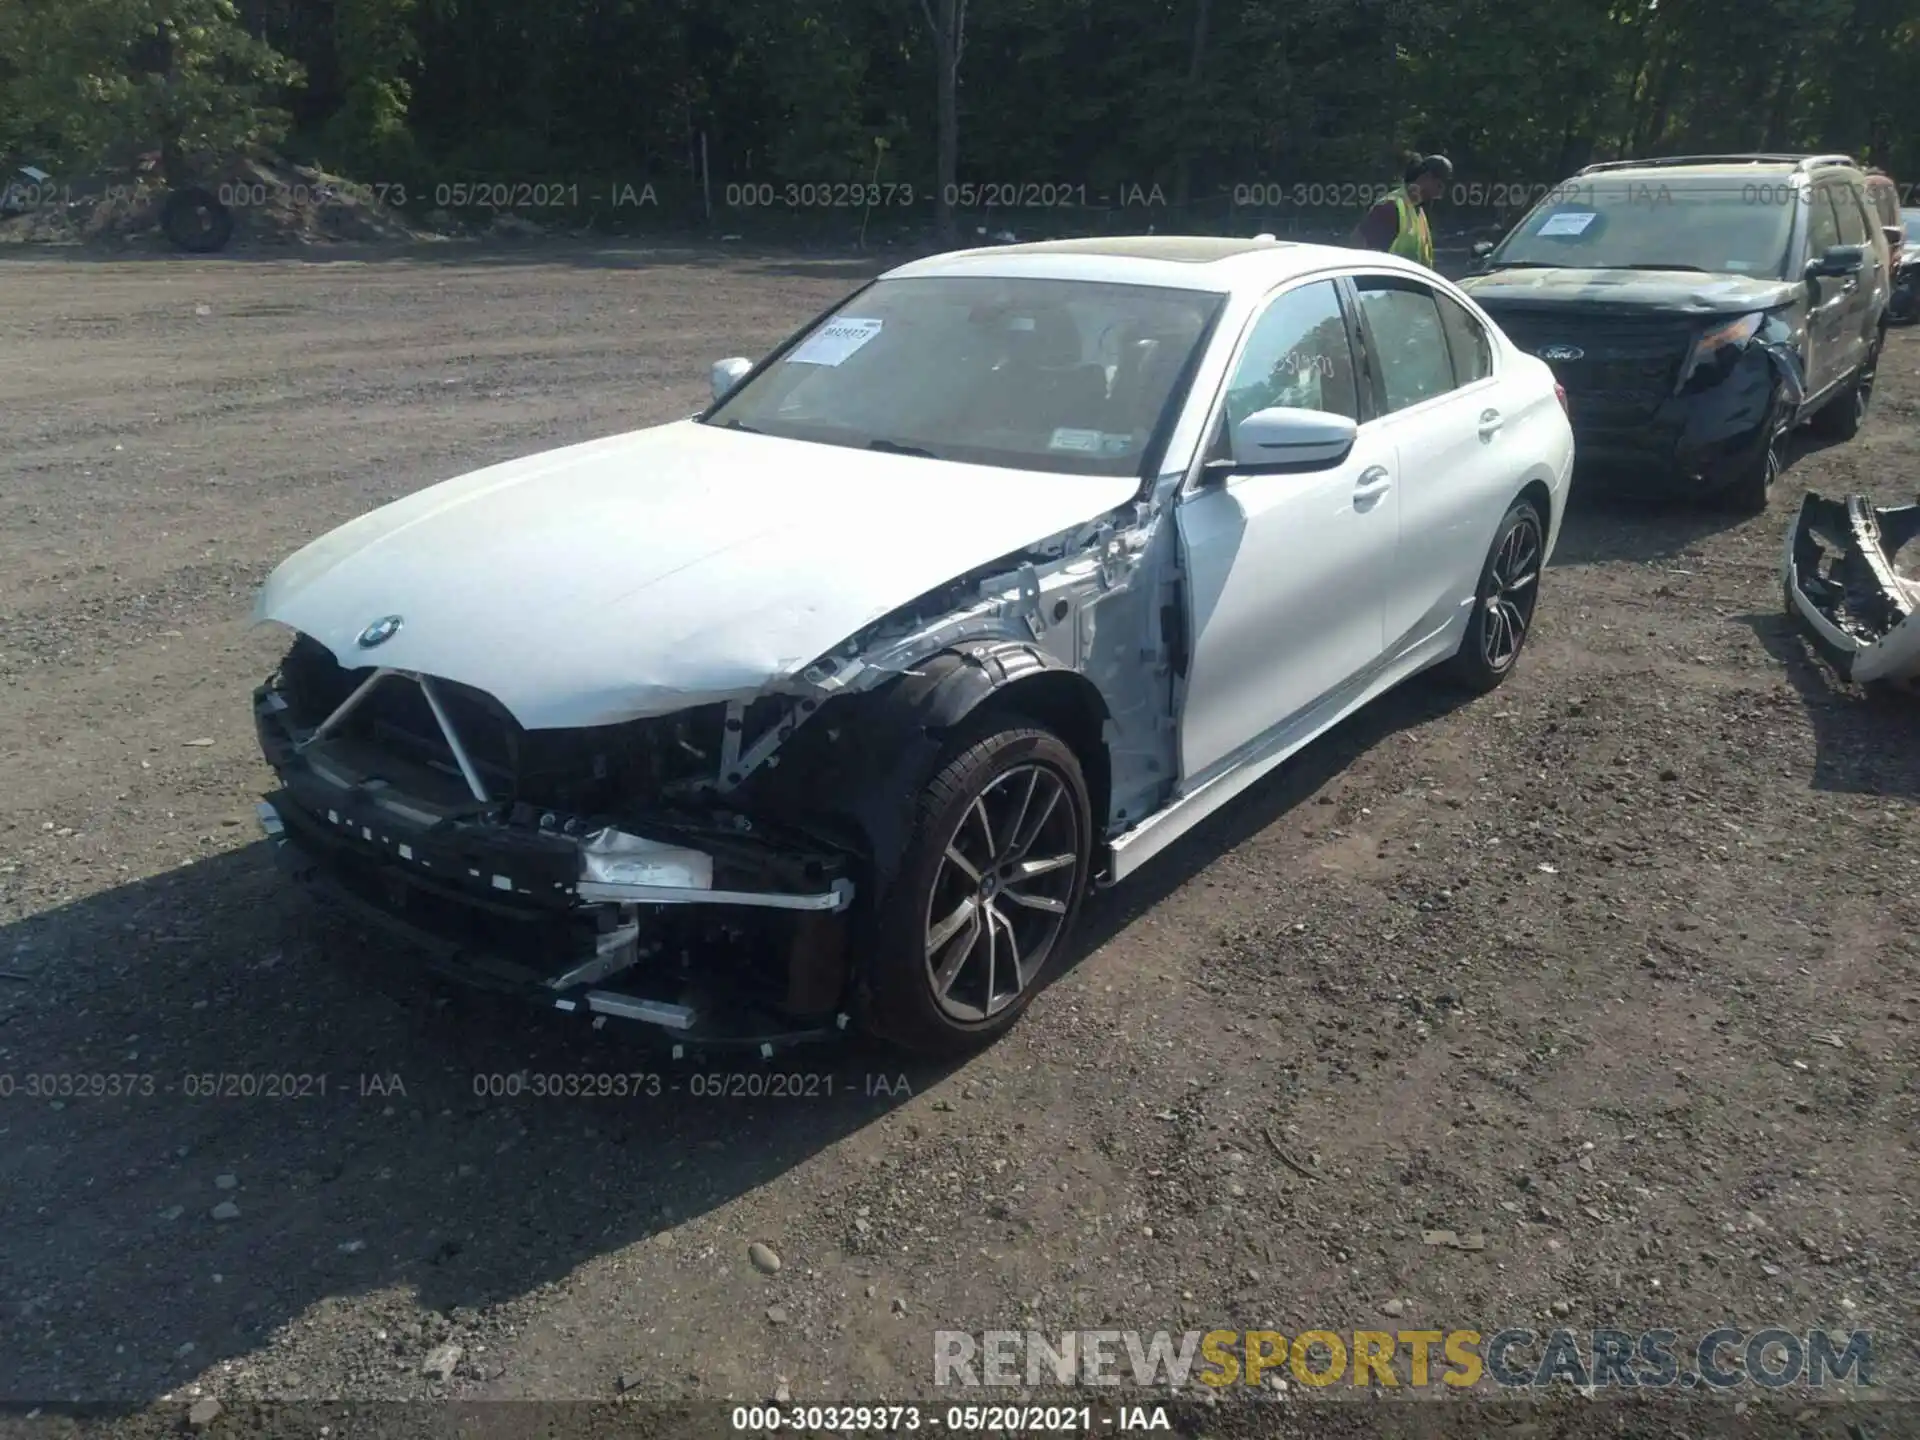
xmin=864 ymin=719 xmax=1091 ymax=1055
xmin=924 ymin=763 xmax=1081 ymax=1023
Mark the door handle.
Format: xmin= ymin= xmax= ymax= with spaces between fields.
xmin=1353 ymin=466 xmax=1392 ymax=507
xmin=1478 ymin=408 xmax=1504 ymax=438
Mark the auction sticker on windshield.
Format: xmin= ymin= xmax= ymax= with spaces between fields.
xmin=1048 ymin=428 xmax=1137 ymax=455
xmin=1537 ymin=211 xmax=1597 ymax=237
xmin=1048 ymin=427 xmax=1104 ymax=452
xmin=789 ymin=317 xmax=883 ymax=365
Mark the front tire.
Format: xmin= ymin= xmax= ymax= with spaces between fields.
xmin=860 ymin=719 xmax=1091 ymax=1056
xmin=1717 ymin=394 xmax=1785 ymax=515
xmin=1443 ymin=498 xmax=1544 ymax=695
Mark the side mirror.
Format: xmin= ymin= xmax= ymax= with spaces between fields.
xmin=1882 ymin=225 xmax=1905 ymax=251
xmin=1806 ymin=244 xmax=1865 ymax=280
xmin=710 ymin=357 xmax=753 ymax=402
xmin=1228 ymin=406 xmax=1358 ymax=471
xmin=1471 ymin=240 xmax=1496 ymax=259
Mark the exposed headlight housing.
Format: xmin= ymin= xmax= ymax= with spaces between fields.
xmin=1676 ymin=312 xmax=1764 ymax=392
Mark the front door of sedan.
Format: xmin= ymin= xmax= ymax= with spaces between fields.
xmin=1175 ymin=277 xmax=1394 ymax=783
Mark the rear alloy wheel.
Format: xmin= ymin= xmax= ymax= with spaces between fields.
xmin=1444 ymin=499 xmax=1544 ymax=694
xmin=862 ymin=720 xmax=1090 ymax=1055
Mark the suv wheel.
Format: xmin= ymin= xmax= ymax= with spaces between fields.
xmin=1719 ymin=391 xmax=1786 ymax=515
xmin=860 ymin=716 xmax=1091 ymax=1056
xmin=1810 ymin=340 xmax=1879 ymax=442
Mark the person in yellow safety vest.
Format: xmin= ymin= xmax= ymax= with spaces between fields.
xmin=1353 ymin=154 xmax=1453 ymax=267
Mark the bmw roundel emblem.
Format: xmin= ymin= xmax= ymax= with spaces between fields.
xmin=356 ymin=614 xmax=403 ymax=649
xmin=1538 ymin=344 xmax=1584 ymax=362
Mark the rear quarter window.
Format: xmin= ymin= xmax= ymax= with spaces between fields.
xmin=1436 ymin=294 xmax=1493 ymax=385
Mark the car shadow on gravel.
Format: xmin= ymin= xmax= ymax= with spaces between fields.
xmin=1548 ymin=485 xmax=1749 ymax=567
xmin=1741 ymin=607 xmax=1920 ymax=799
xmin=1549 ymin=427 xmax=1844 ymax=568
xmin=1065 ymin=672 xmax=1478 ymax=957
xmin=0 ymin=842 xmax=956 ymax=1405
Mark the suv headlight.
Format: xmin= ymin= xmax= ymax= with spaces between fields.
xmin=1676 ymin=312 xmax=1764 ymax=392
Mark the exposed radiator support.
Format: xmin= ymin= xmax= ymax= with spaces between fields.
xmin=294 ymin=666 xmax=492 ymax=804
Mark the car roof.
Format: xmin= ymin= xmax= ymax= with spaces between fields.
xmin=1582 ymin=163 xmax=1826 ymax=182
xmin=879 ymin=235 xmax=1435 ymax=294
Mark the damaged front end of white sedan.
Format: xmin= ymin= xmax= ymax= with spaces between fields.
xmin=1783 ymin=490 xmax=1920 ymax=690
xmin=252 ymin=488 xmax=1173 ymax=1054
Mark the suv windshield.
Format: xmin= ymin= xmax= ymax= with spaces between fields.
xmin=702 ymin=276 xmax=1223 ymax=476
xmin=1488 ymin=176 xmax=1800 ymax=278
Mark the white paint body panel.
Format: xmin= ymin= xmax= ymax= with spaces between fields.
xmin=1176 ymin=424 xmax=1398 ymax=778
xmin=254 ymin=419 xmax=1137 ymax=729
xmin=1164 ymin=263 xmax=1572 ymax=820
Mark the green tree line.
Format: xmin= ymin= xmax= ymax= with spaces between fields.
xmin=3 ymin=0 xmax=1917 ymax=235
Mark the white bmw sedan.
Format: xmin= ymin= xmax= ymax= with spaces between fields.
xmin=251 ymin=237 xmax=1573 ymax=1056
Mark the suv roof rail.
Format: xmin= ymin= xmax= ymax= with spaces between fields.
xmin=1577 ymin=152 xmax=1858 ymax=175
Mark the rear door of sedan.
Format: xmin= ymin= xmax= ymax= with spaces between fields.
xmin=1344 ymin=271 xmax=1515 ymax=652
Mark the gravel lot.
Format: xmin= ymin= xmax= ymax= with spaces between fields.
xmin=1 ymin=244 xmax=1916 ymax=1429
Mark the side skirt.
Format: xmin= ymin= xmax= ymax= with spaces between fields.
xmin=1101 ymin=624 xmax=1458 ymax=884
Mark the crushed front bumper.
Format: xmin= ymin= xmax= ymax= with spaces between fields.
xmin=254 ymin=680 xmax=859 ymax=1049
xmin=1567 ymin=350 xmax=1791 ymax=497
xmin=1783 ymin=491 xmax=1920 ymax=688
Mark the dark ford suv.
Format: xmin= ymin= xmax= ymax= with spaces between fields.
xmin=1460 ymin=155 xmax=1891 ymax=511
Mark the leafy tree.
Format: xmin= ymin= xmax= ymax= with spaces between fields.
xmin=0 ymin=0 xmax=300 ymax=182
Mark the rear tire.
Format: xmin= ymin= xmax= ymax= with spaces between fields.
xmin=859 ymin=718 xmax=1091 ymax=1057
xmin=1809 ymin=340 xmax=1878 ymax=442
xmin=1443 ymin=498 xmax=1544 ymax=695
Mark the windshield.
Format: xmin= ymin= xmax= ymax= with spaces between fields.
xmin=702 ymin=276 xmax=1223 ymax=476
xmin=1488 ymin=178 xmax=1798 ymax=278
xmin=1905 ymin=209 xmax=1920 ymax=243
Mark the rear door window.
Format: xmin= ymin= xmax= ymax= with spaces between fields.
xmin=1352 ymin=276 xmax=1455 ymax=413
xmin=1832 ymin=185 xmax=1869 ymax=247
xmin=1435 ymin=293 xmax=1493 ymax=386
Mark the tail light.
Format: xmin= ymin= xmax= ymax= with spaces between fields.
xmin=1554 ymin=382 xmax=1568 ymax=416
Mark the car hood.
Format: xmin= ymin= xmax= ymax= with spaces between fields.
xmin=254 ymin=420 xmax=1138 ymax=729
xmin=1462 ymin=267 xmax=1798 ymax=314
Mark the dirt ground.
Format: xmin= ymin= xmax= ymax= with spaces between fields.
xmin=1 ymin=243 xmax=1916 ymax=1432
